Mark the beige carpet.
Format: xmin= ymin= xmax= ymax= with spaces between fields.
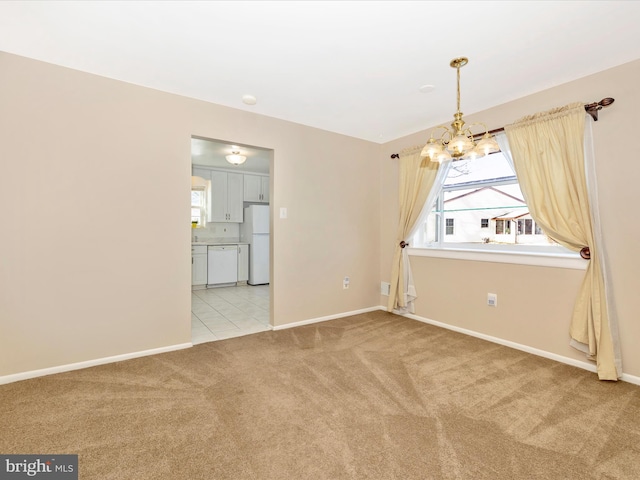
xmin=2 ymin=310 xmax=640 ymax=479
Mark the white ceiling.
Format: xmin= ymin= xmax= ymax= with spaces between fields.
xmin=2 ymin=1 xmax=640 ymax=144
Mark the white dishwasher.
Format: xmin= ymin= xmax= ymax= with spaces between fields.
xmin=207 ymin=245 xmax=238 ymax=286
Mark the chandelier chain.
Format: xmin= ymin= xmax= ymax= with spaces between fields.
xmin=456 ymin=64 xmax=461 ymax=114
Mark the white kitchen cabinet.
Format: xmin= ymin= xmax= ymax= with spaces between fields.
xmin=191 ymin=245 xmax=208 ymax=286
xmin=237 ymin=244 xmax=249 ymax=283
xmin=192 ymin=167 xmax=210 ymax=180
xmin=260 ymin=176 xmax=269 ymax=203
xmin=210 ymin=171 xmax=244 ymax=222
xmin=243 ymin=174 xmax=269 ymax=203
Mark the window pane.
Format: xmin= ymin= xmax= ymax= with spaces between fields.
xmin=525 ymin=219 xmax=533 ymax=234
xmin=443 ymin=183 xmax=525 ymax=244
xmin=191 ymin=190 xmax=203 ymax=207
xmin=444 ymin=154 xmax=515 ymax=187
xmin=415 ymin=196 xmax=439 ymax=245
xmin=416 ymin=151 xmax=560 ymax=248
xmin=445 ymin=218 xmax=454 ymax=235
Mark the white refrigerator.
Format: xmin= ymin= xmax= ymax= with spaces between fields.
xmin=240 ymin=205 xmax=270 ymax=285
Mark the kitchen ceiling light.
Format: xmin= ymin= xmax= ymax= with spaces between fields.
xmin=226 ymin=151 xmax=247 ymax=165
xmin=421 ymin=57 xmax=499 ymax=163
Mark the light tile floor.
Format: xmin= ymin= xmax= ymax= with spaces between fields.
xmin=191 ymin=285 xmax=271 ymax=344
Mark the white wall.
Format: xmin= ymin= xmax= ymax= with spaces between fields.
xmin=0 ymin=52 xmax=381 ymax=378
xmin=380 ymin=58 xmax=640 ymax=378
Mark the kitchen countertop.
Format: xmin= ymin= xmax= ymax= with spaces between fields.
xmin=192 ymin=242 xmax=249 ymax=246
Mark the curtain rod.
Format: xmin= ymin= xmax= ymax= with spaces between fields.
xmin=390 ymin=98 xmax=614 ymax=159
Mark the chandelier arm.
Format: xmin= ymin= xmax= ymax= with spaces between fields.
xmin=461 ymin=127 xmax=475 ymax=138
xmin=465 ymin=122 xmax=490 ymax=135
xmin=428 ymin=125 xmax=451 ymax=143
xmin=440 ymin=130 xmax=453 ymax=145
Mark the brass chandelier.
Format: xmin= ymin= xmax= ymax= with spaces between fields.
xmin=421 ymin=57 xmax=499 ymax=163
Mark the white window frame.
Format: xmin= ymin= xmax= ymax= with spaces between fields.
xmin=191 ymin=185 xmax=208 ymax=227
xmin=409 ymin=152 xmax=584 ymax=270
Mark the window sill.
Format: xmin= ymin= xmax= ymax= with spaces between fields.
xmin=407 ymin=246 xmax=586 ymax=270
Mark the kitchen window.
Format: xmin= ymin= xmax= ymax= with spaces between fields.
xmin=191 ymin=173 xmax=211 ymax=228
xmin=191 ymin=177 xmax=211 ymax=227
xmin=191 ymin=186 xmax=207 ymax=227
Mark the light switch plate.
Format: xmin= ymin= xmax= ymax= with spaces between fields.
xmin=487 ymin=293 xmax=497 ymax=307
xmin=279 ymin=207 xmax=287 ymax=219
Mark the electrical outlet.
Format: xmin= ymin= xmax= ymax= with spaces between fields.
xmin=487 ymin=293 xmax=497 ymax=307
xmin=343 ymin=276 xmax=350 ymax=290
xmin=381 ymin=282 xmax=391 ymax=296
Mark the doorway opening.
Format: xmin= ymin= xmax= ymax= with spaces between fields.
xmin=190 ymin=136 xmax=273 ymax=344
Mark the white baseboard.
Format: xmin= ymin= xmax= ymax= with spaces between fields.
xmin=6 ymin=309 xmax=639 ymax=387
xmin=399 ymin=310 xmax=640 ymax=386
xmin=271 ymin=306 xmax=382 ymax=331
xmin=621 ymin=372 xmax=640 ymax=386
xmin=0 ymin=342 xmax=192 ymax=386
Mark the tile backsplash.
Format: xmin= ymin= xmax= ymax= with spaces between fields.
xmin=192 ymin=223 xmax=239 ymax=243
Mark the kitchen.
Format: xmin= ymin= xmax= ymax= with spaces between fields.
xmin=190 ymin=137 xmax=272 ymax=344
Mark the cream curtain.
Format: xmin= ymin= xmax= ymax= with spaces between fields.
xmin=505 ymin=102 xmax=620 ymax=380
xmin=388 ymin=146 xmax=443 ymax=313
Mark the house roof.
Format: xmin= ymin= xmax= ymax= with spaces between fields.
xmin=445 ymin=186 xmax=525 ymax=204
xmin=492 ymin=211 xmax=531 ymax=220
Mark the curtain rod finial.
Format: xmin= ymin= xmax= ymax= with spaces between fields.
xmin=585 ymin=97 xmax=615 ymax=121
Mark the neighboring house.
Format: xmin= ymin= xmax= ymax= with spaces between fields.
xmin=493 ymin=211 xmax=550 ymax=245
xmin=441 ymin=187 xmax=550 ymax=245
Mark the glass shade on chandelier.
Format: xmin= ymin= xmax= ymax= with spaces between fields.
xmin=421 ymin=57 xmax=500 ymax=163
xmin=226 ymin=151 xmax=247 ymax=165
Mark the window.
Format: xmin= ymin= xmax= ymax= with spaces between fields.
xmin=411 ymin=142 xmax=575 ymax=261
xmin=445 ymin=218 xmax=454 ymax=235
xmin=518 ymin=218 xmax=541 ymax=235
xmin=413 ymin=151 xmax=531 ymax=246
xmin=191 ymin=172 xmax=211 ymax=228
xmin=191 ymin=186 xmax=207 ymax=227
xmin=496 ymin=219 xmax=510 ymax=235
